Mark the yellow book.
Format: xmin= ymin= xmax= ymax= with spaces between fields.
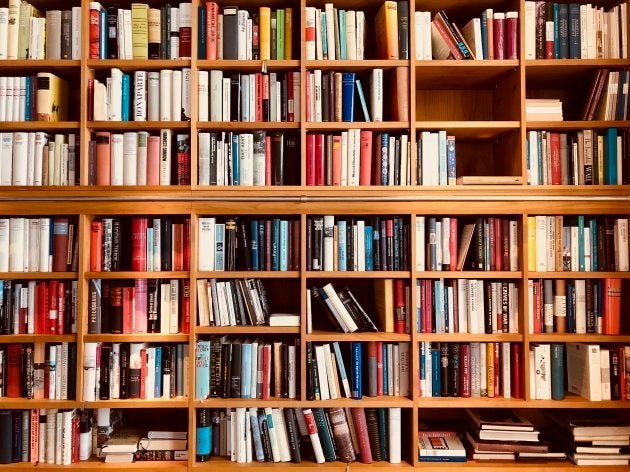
xmin=375 ymin=1 xmax=398 ymax=59
xmin=527 ymin=216 xmax=536 ymax=271
xmin=131 ymin=3 xmax=149 ymax=60
xmin=373 ymin=279 xmax=394 ymax=332
xmin=259 ymin=7 xmax=271 ymax=61
xmin=486 ymin=343 xmax=495 ymax=398
xmin=284 ymin=7 xmax=292 ymax=59
xmin=36 ymin=73 xmax=69 ymax=122
xmin=554 ymin=215 xmax=563 ymax=272
xmin=18 ymin=2 xmax=42 ymax=59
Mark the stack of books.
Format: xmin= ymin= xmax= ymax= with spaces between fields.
xmin=101 ymin=429 xmax=188 ymax=463
xmin=525 ymin=98 xmax=563 ymax=121
xmin=418 ymin=428 xmax=466 ymax=462
xmin=545 ymin=410 xmax=630 ymax=466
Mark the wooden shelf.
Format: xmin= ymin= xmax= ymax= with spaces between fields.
xmin=83 ymin=333 xmax=190 ymax=342
xmin=415 ymin=121 xmax=520 ymax=139
xmin=0 ymin=271 xmax=78 ymax=279
xmin=0 ymin=121 xmax=80 ymax=130
xmin=306 ymin=271 xmax=411 ymax=278
xmin=83 ymin=399 xmax=189 ymax=408
xmin=529 ymin=334 xmax=630 ymax=343
xmin=196 ymin=121 xmax=300 ymax=130
xmin=525 ymin=396 xmax=630 ymax=408
xmin=0 ymin=398 xmax=78 ymax=408
xmin=417 ymin=333 xmax=523 ymax=342
xmin=526 ymin=120 xmax=630 ymax=129
xmin=193 ymin=458 xmax=414 ymax=469
xmin=196 ymin=326 xmax=300 ymax=335
xmin=306 ymin=59 xmax=408 ymax=70
xmin=0 ymin=334 xmax=77 ymax=343
xmin=9 ymin=460 xmax=189 ymax=469
xmin=306 ymin=331 xmax=411 ymax=341
xmin=416 ymin=271 xmax=522 ymax=279
xmin=87 ymin=59 xmax=192 ymax=71
xmin=0 ymin=59 xmax=80 ymax=72
xmin=194 ymin=397 xmax=413 ymax=407
xmin=415 ymin=60 xmax=518 ymax=88
xmin=195 ymin=271 xmax=300 ymax=278
xmin=85 ymin=271 xmax=189 ymax=279
xmin=196 ymin=59 xmax=300 ymax=71
xmin=305 ymin=121 xmax=409 ymax=130
xmin=87 ymin=121 xmax=191 ymax=130
xmin=527 ymin=271 xmax=630 ymax=278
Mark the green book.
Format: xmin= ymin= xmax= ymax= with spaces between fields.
xmin=313 ymin=408 xmax=336 ymax=462
xmin=551 ymin=343 xmax=565 ymax=400
xmin=276 ymin=9 xmax=284 ymax=61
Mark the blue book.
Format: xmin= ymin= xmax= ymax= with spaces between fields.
xmin=332 ymin=342 xmax=350 ymax=397
xmin=590 ymin=218 xmax=598 ymax=271
xmin=339 ymin=10 xmax=347 ymax=59
xmin=446 ymin=135 xmax=456 ymax=185
xmin=231 ymin=133 xmax=239 ymax=185
xmin=250 ymin=220 xmax=259 ymax=271
xmin=428 ymin=218 xmax=437 ymax=270
xmin=443 ymin=284 xmax=449 ymax=332
xmin=198 ymin=6 xmax=207 ymax=59
xmin=480 ymin=11 xmax=488 ymax=59
xmin=380 ymin=133 xmax=389 ymax=185
xmin=341 ymin=72 xmax=355 ymax=122
xmin=99 ymin=9 xmax=108 ymax=59
xmin=250 ymin=409 xmax=264 ymax=462
xmin=553 ymin=3 xmax=560 ymax=58
xmin=338 ymin=220 xmax=347 ymax=271
xmin=258 ymin=221 xmax=265 ymax=270
xmin=568 ymin=3 xmax=581 ymax=59
xmin=154 ymin=346 xmax=162 ymax=398
xmin=431 ymin=348 xmax=441 ymax=397
xmin=279 ymin=220 xmax=289 ymax=271
xmin=351 ymin=342 xmax=362 ymax=399
xmin=382 ymin=342 xmax=388 ymax=395
xmin=566 ymin=281 xmax=575 ymax=333
xmin=558 ymin=4 xmax=569 ymax=58
xmin=606 ymin=128 xmax=618 ymax=184
xmin=438 ymin=131 xmax=447 ymax=186
xmin=365 ymin=225 xmax=373 ymax=270
xmin=355 ymin=80 xmax=370 ymax=121
xmin=272 ymin=218 xmax=280 ymax=270
xmin=24 ymin=77 xmax=31 ymax=121
xmin=321 ymin=11 xmax=328 ymax=58
xmin=195 ymin=340 xmax=211 ymax=399
xmin=121 ymin=74 xmax=130 ymax=121
xmin=215 ymin=223 xmax=225 ymax=270
xmin=240 ymin=342 xmax=251 ymax=398
xmin=577 ymin=215 xmax=585 ymax=271
xmin=419 ymin=340 xmax=425 ymax=385
xmin=434 ymin=280 xmax=442 ymax=333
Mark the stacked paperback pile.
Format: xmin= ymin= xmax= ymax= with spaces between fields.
xmin=526 ymin=98 xmax=563 ymax=121
xmin=544 ymin=410 xmax=630 ymax=466
xmin=418 ymin=427 xmax=466 ymax=462
xmin=101 ymin=429 xmax=188 ymax=463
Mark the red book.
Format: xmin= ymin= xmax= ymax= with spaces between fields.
xmin=507 ymin=12 xmax=518 ymax=59
xmin=545 ymin=4 xmax=554 ymax=59
xmin=265 ymin=135 xmax=272 ymax=186
xmin=373 ymin=133 xmax=382 ymax=184
xmin=493 ymin=342 xmax=500 ymax=395
xmin=35 ymin=282 xmax=46 ymax=334
xmin=262 ymin=74 xmax=270 ymax=120
xmin=147 ymin=136 xmax=160 ymax=185
xmin=358 ymin=130 xmax=373 ymax=185
xmin=501 ymin=219 xmax=510 ymax=271
xmin=52 ymin=218 xmax=69 ymax=272
xmin=350 ymin=408 xmax=372 ymax=463
xmin=90 ymin=221 xmax=102 ymax=272
xmin=179 ymin=19 xmax=191 ymax=59
xmin=205 ymin=1 xmax=219 ymax=59
xmin=550 ymin=132 xmax=561 ymax=184
xmin=181 ymin=279 xmax=190 ymax=334
xmin=332 ymin=135 xmax=342 ymax=185
xmin=262 ymin=344 xmax=271 ymax=399
xmin=176 ymin=137 xmax=191 ymax=185
xmin=367 ymin=342 xmax=378 ymax=395
xmin=394 ymin=279 xmax=406 ymax=333
xmin=183 ymin=218 xmax=191 ymax=271
xmin=72 ymin=412 xmax=80 ymax=462
xmin=314 ymin=133 xmax=324 ymax=185
xmin=255 ymin=73 xmax=263 ymax=121
xmin=48 ymin=280 xmax=58 ymax=334
xmin=494 ymin=218 xmax=502 ymax=272
xmin=7 ymin=344 xmax=22 ymax=397
xmin=493 ymin=13 xmax=505 ymax=59
xmin=603 ymin=278 xmax=622 ymax=335
xmin=306 ymin=134 xmax=315 ymax=185
xmin=460 ymin=343 xmax=471 ymax=397
xmin=449 ymin=218 xmax=457 ymax=271
xmin=511 ymin=343 xmax=522 ymax=398
xmin=432 ymin=14 xmax=463 ymax=59
xmin=30 ymin=408 xmax=39 ymax=462
xmin=89 ymin=6 xmax=100 ymax=59
xmin=131 ymin=217 xmax=148 ymax=271
xmin=173 ymin=223 xmax=184 ymax=270
xmin=424 ymin=279 xmax=433 ymax=333
xmin=57 ymin=281 xmax=65 ymax=335
xmin=95 ymin=132 xmax=111 ymax=186
xmin=140 ymin=348 xmax=147 ymax=399
xmin=305 ymin=71 xmax=312 ymax=122
xmin=122 ymin=287 xmax=134 ymax=334
xmin=87 ymin=79 xmax=94 ymax=120
xmin=376 ymin=341 xmax=384 ymax=395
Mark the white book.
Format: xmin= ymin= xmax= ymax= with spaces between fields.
xmin=237 ymin=10 xmax=248 ymax=60
xmin=269 ymin=73 xmax=277 ymax=122
xmin=4 ymin=76 xmax=13 ymax=121
xmin=133 ymin=71 xmax=147 ymax=121
xmin=209 ymin=70 xmax=223 ymax=121
xmin=305 ymin=8 xmax=316 ymax=60
xmin=222 ymin=78 xmax=231 ymax=121
xmin=356 ymin=11 xmax=365 ymax=59
xmin=246 ymin=18 xmax=252 ymax=60
xmin=7 ymin=0 xmax=18 ymax=60
xmin=524 ymin=2 xmax=536 ymax=59
xmin=110 ymin=134 xmax=124 ymax=185
xmin=271 ymin=408 xmax=291 ymax=462
xmin=122 ymin=132 xmax=138 ymax=185
xmin=93 ymin=80 xmax=107 ymax=120
xmin=252 ymin=132 xmax=265 ymax=186
xmin=415 ymin=216 xmax=425 ymax=271
xmin=160 ymin=282 xmax=171 ymax=333
xmin=323 ymin=215 xmax=334 ymax=271
xmin=198 ymin=133 xmax=210 ymax=185
xmin=169 ymin=279 xmax=179 ymax=333
xmin=26 ymin=281 xmax=35 ymax=333
xmin=600 ymin=348 xmax=611 ymax=400
xmin=71 ymin=7 xmax=82 ymax=59
xmin=109 ymin=68 xmax=123 ymax=121
xmin=264 ymin=408 xmax=281 ymax=462
xmin=313 ymin=69 xmax=322 ymax=122
xmin=12 ymin=131 xmax=27 ymax=185
xmin=0 ymin=133 xmax=11 ymax=184
xmin=33 ymin=132 xmax=46 ymax=186
xmin=18 ymin=76 xmax=25 ymax=121
xmin=46 ymin=409 xmax=56 ymax=463
xmin=159 ymin=129 xmax=172 ymax=185
xmin=8 ymin=217 xmax=24 ymax=272
xmin=346 ymin=10 xmax=357 ymax=59
xmin=27 ymin=219 xmax=38 ymax=272
xmin=198 ymin=217 xmax=215 ymax=271
xmin=567 ymin=342 xmax=602 ymax=401
xmin=323 ymin=343 xmax=339 ymax=399
xmin=421 ymin=131 xmax=439 ymax=185
xmin=198 ymin=71 xmax=209 ymax=121
xmin=467 ymin=279 xmax=478 ymax=334
xmin=314 ymin=8 xmax=322 ymax=59
xmin=324 ymin=4 xmax=336 ymax=60
xmin=55 ymin=410 xmax=62 ymax=463
xmin=340 ymin=131 xmax=348 ymax=185
xmin=322 ymin=283 xmax=358 ymax=332
xmin=616 ymin=218 xmax=629 ymax=270
xmin=388 ymin=408 xmax=402 ymax=463
xmin=147 ymin=72 xmax=160 ymax=121
xmin=123 ymin=9 xmax=133 ymax=59
xmin=159 ymin=70 xmax=173 ymax=121
xmin=111 ymin=343 xmax=121 ymax=398
xmin=314 ymin=345 xmax=331 ymax=400
xmin=370 ymin=69 xmax=383 ymax=122
xmin=0 ymin=77 xmax=7 ymax=121
xmin=82 ymin=343 xmax=97 ymax=401
xmin=574 ymin=279 xmax=586 ymax=333
xmin=136 ymin=131 xmax=148 ymax=185
xmin=357 ymin=219 xmax=365 ymax=270
xmin=25 ymin=132 xmax=34 ymax=185
xmin=239 ymin=134 xmax=253 ymax=186
xmin=171 ymin=70 xmax=182 ymax=121
xmin=0 ymin=8 xmax=7 ymax=60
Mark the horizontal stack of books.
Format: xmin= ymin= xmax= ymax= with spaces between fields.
xmin=101 ymin=429 xmax=188 ymax=463
xmin=418 ymin=428 xmax=466 ymax=462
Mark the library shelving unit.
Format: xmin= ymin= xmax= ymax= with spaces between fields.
xmin=1 ymin=0 xmax=629 ymax=470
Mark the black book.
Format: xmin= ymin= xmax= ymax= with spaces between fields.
xmin=161 ymin=345 xmax=171 ymax=398
xmin=129 ymin=347 xmax=141 ymax=399
xmin=211 ymin=410 xmax=221 ymax=456
xmin=225 ymin=219 xmax=237 ymax=271
xmin=281 ymin=74 xmax=288 ymax=121
xmin=147 ymin=280 xmax=159 ymax=333
xmin=170 ymin=346 xmax=177 ymax=397
xmin=313 ymin=286 xmax=343 ymax=332
xmin=61 ymin=10 xmax=72 ymax=59
xmin=347 ymin=220 xmax=354 ymax=270
xmin=257 ymin=411 xmax=273 ymax=461
xmin=387 ymin=219 xmax=395 ymax=270
xmin=337 ymin=290 xmax=369 ymax=332
xmin=377 ymin=408 xmax=388 ymax=461
xmin=230 ymin=342 xmax=242 ymax=397
xmin=474 ymin=217 xmax=485 ymax=270
xmin=394 ymin=218 xmax=401 ymax=271
xmin=373 ymin=217 xmax=381 ymax=270
xmin=312 ymin=217 xmax=323 ymax=270
xmin=306 ymin=218 xmax=313 ymax=271
xmin=252 ymin=13 xmax=260 ymax=59
xmin=379 ymin=219 xmax=387 ymax=270
xmin=236 ymin=280 xmax=255 ymax=325
xmin=344 ymin=287 xmax=378 ymax=332
xmin=161 ymin=219 xmax=173 ymax=271
xmin=161 ymin=6 xmax=171 ymax=59
xmin=255 ymin=279 xmax=270 ymax=320
xmin=272 ymin=132 xmax=284 ymax=185
xmin=585 ymin=279 xmax=596 ymax=333
xmin=0 ymin=411 xmax=11 ymax=464
xmin=99 ymin=345 xmax=112 ymax=400
xmin=311 ymin=344 xmax=321 ymax=400
xmin=397 ymin=0 xmax=409 ymax=59
xmin=67 ymin=343 xmax=77 ymax=400
xmin=109 ymin=285 xmax=123 ymax=334
xmin=119 ymin=343 xmax=130 ymax=399
xmin=209 ymin=132 xmax=218 ymax=185
xmin=322 ymin=76 xmax=330 ymax=122
xmin=610 ymin=349 xmax=621 ymax=400
xmin=87 ymin=279 xmax=101 ymax=334
xmin=402 ymin=219 xmax=409 ymax=270
xmin=238 ymin=220 xmax=251 ymax=270
xmin=220 ymin=342 xmax=232 ymax=398
xmin=306 ymin=342 xmax=314 ymax=400
xmin=365 ymin=408 xmax=382 ymax=461
xmin=283 ymin=408 xmax=302 ymax=463
xmin=222 ymin=7 xmax=238 ymax=60
xmin=12 ymin=410 xmax=21 ymax=463
xmin=24 ymin=344 xmax=33 ymax=399
xmin=107 ymin=7 xmax=118 ymax=59
xmin=230 ymin=74 xmax=241 ymax=121
xmin=449 ymin=343 xmax=460 ymax=397
xmin=284 ymin=135 xmax=299 ymax=185
xmin=440 ymin=343 xmax=449 ymax=397
xmin=0 ymin=282 xmax=7 ymax=335
xmin=281 ymin=343 xmax=289 ymax=398
xmin=111 ymin=218 xmax=121 ymax=270
xmin=210 ymin=339 xmax=222 ymax=397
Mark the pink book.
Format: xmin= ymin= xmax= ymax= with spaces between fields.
xmin=359 ymin=130 xmax=372 ymax=185
xmin=306 ymin=134 xmax=315 ymax=185
xmin=332 ymin=135 xmax=342 ymax=185
xmin=122 ymin=287 xmax=134 ymax=334
xmin=134 ymin=279 xmax=148 ymax=333
xmin=146 ymin=136 xmax=160 ymax=185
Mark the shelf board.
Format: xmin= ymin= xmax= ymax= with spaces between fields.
xmin=418 ymin=333 xmax=523 ymax=342
xmin=85 ymin=271 xmax=189 ymax=279
xmin=526 ymin=120 xmax=630 ymax=130
xmin=529 ymin=334 xmax=630 ymax=343
xmin=415 ymin=60 xmax=518 ymax=88
xmin=527 ymin=271 xmax=630 ymax=279
xmin=83 ymin=334 xmax=190 ymax=342
xmin=87 ymin=121 xmax=190 ymax=130
xmin=0 ymin=121 xmax=80 ymax=130
xmin=306 ymin=270 xmax=411 ymax=278
xmin=0 ymin=59 xmax=80 ymax=72
xmin=194 ymin=398 xmax=304 ymax=408
xmin=196 ymin=326 xmax=300 ymax=335
xmin=0 ymin=272 xmax=78 ymax=279
xmin=193 ymin=457 xmax=414 ymax=469
xmin=0 ymin=334 xmax=77 ymax=343
xmin=305 ymin=121 xmax=409 ymax=131
xmin=417 ymin=271 xmax=522 ymax=279
xmin=526 ymin=395 xmax=630 ymax=408
xmin=525 ymin=59 xmax=629 ymax=82
xmin=194 ymin=397 xmax=414 ymax=408
xmin=418 ymin=397 xmax=527 ymax=407
xmin=415 ymin=121 xmax=520 ymax=139
xmin=0 ymin=398 xmax=78 ymax=408
xmin=84 ymin=399 xmax=189 ymax=408
xmin=196 ymin=59 xmax=300 ymax=71
xmin=306 ymin=59 xmax=408 ymax=70
xmin=10 ymin=459 xmax=189 ymax=469
xmin=87 ymin=59 xmax=192 ymax=71
xmin=196 ymin=121 xmax=300 ymax=130
xmin=306 ymin=331 xmax=411 ymax=342
xmin=195 ymin=271 xmax=300 ymax=279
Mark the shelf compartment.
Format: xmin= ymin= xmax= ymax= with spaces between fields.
xmin=418 ymin=333 xmax=522 ymax=342
xmin=85 ymin=271 xmax=189 ymax=279
xmin=525 ymin=59 xmax=629 ymax=82
xmin=306 ymin=59 xmax=408 ymax=71
xmin=0 ymin=121 xmax=80 ymax=131
xmin=0 ymin=334 xmax=77 ymax=343
xmin=196 ymin=121 xmax=300 ymax=130
xmin=415 ymin=60 xmax=518 ymax=88
xmin=87 ymin=121 xmax=191 ymax=130
xmin=83 ymin=334 xmax=190 ymax=342
xmin=196 ymin=326 xmax=300 ymax=335
xmin=87 ymin=59 xmax=192 ymax=71
xmin=197 ymin=59 xmax=300 ymax=71
xmin=415 ymin=121 xmax=520 ymax=139
xmin=306 ymin=331 xmax=411 ymax=341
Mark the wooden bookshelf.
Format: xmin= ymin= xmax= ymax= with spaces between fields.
xmin=0 ymin=0 xmax=629 ymax=469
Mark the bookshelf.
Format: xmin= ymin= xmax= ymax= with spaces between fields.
xmin=0 ymin=0 xmax=628 ymax=469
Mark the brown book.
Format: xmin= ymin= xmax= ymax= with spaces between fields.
xmin=581 ymin=69 xmax=610 ymax=120
xmin=466 ymin=431 xmax=549 ymax=453
xmin=389 ymin=67 xmax=409 ymax=121
xmin=456 ymin=223 xmax=476 ymax=271
xmin=273 ymin=341 xmax=283 ymax=397
xmin=328 ymin=408 xmax=356 ymax=462
xmin=334 ymin=72 xmax=343 ymax=122
xmin=372 ymin=279 xmax=394 ymax=332
xmin=52 ymin=218 xmax=70 ymax=272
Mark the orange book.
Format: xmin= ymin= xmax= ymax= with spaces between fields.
xmin=259 ymin=7 xmax=271 ymax=61
xmin=95 ymin=132 xmax=111 ymax=186
xmin=205 ymin=2 xmax=219 ymax=59
xmin=140 ymin=347 xmax=147 ymax=399
xmin=603 ymin=278 xmax=622 ymax=335
xmin=375 ymin=1 xmax=399 ymax=59
xmin=332 ymin=135 xmax=342 ymax=185
xmin=122 ymin=287 xmax=134 ymax=334
xmin=284 ymin=8 xmax=292 ymax=59
xmin=359 ymin=130 xmax=373 ymax=185
xmin=172 ymin=223 xmax=184 ymax=270
xmin=334 ymin=72 xmax=343 ymax=122
xmin=90 ymin=221 xmax=103 ymax=272
xmin=389 ymin=67 xmax=409 ymax=121
xmin=30 ymin=409 xmax=39 ymax=462
xmin=486 ymin=342 xmax=495 ymax=397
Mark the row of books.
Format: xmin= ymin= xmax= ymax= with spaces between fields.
xmin=196 ymin=407 xmax=402 ymax=463
xmin=0 ymin=4 xmax=81 ymax=60
xmin=306 ymin=216 xmax=410 ymax=271
xmin=196 ymin=278 xmax=270 ymax=327
xmin=421 ymin=10 xmax=518 ymax=61
xmin=195 ymin=338 xmax=298 ymax=400
xmin=0 ymin=217 xmax=76 ymax=273
xmin=417 ymin=131 xmax=456 ymax=186
xmin=528 ymin=278 xmax=621 ymax=335
xmin=531 ymin=342 xmax=630 ymax=402
xmin=198 ymin=217 xmax=299 ymax=272
xmin=304 ymin=5 xmax=367 ymax=61
xmin=0 ymin=343 xmax=77 ymax=400
xmin=82 ymin=342 xmax=189 ymax=401
xmin=197 ymin=131 xmax=299 ymax=186
xmin=89 ymin=3 xmax=192 ymax=60
xmin=0 ymin=73 xmax=68 ymax=122
xmin=0 ymin=132 xmax=78 ymax=187
xmin=0 ymin=409 xmax=83 ymax=465
xmin=527 ymin=215 xmax=629 ymax=272
xmin=419 ymin=342 xmax=523 ymax=399
xmin=87 ymin=279 xmax=190 ymax=335
xmin=416 ymin=216 xmax=520 ymax=272
xmin=0 ymin=280 xmax=77 ymax=335
xmin=201 ymin=4 xmax=293 ymax=61
xmin=307 ymin=341 xmax=409 ymax=401
xmin=524 ymin=2 xmax=627 ymax=60
xmin=526 ymin=128 xmax=626 ymax=186
xmin=581 ymin=69 xmax=629 ymax=121
xmin=307 ymin=131 xmax=410 ymax=186
xmin=417 ymin=279 xmax=519 ymax=335
xmin=198 ymin=71 xmax=299 ymax=123
xmin=90 ymin=131 xmax=190 ymax=186
xmin=89 ymin=68 xmax=191 ymax=122
xmin=90 ymin=217 xmax=190 ymax=272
